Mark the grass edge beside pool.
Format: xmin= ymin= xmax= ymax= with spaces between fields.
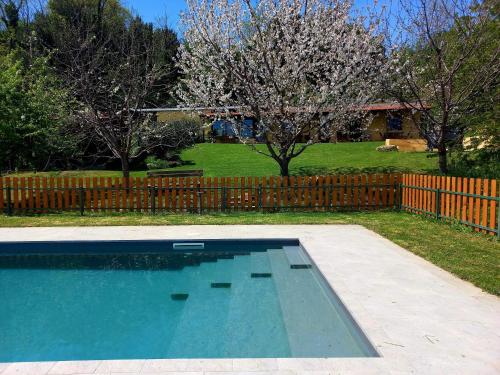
xmin=0 ymin=211 xmax=498 ymax=296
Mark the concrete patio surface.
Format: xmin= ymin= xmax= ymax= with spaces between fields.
xmin=0 ymin=225 xmax=498 ymax=375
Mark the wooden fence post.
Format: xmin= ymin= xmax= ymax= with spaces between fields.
xmin=435 ymin=186 xmax=441 ymax=220
xmin=79 ymin=187 xmax=85 ymax=216
xmin=258 ymin=184 xmax=263 ymax=211
xmin=397 ymin=176 xmax=402 ymax=210
xmin=150 ymin=186 xmax=156 ymax=215
xmin=497 ymin=198 xmax=500 ymax=239
xmin=197 ymin=186 xmax=203 ymax=215
xmin=222 ymin=185 xmax=227 ymax=212
xmin=6 ymin=185 xmax=12 ymax=216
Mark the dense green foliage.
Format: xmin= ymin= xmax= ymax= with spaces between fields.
xmin=448 ymin=4 xmax=499 ymax=178
xmin=0 ymin=0 xmax=181 ymax=173
xmin=0 ymin=50 xmax=72 ymax=171
xmin=459 ymin=1 xmax=499 ymax=144
xmin=449 ymin=148 xmax=500 ymax=179
xmin=0 ymin=211 xmax=497 ymax=295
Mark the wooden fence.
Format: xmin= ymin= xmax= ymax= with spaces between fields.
xmin=1 ymin=173 xmax=498 ymax=236
xmin=401 ymin=174 xmax=499 ymax=236
xmin=0 ymin=174 xmax=401 ymax=214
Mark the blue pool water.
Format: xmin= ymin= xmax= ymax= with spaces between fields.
xmin=0 ymin=240 xmax=377 ymax=362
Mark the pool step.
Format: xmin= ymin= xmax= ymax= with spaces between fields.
xmin=166 ymin=257 xmax=242 ymax=357
xmin=211 ymin=282 xmax=231 ymax=288
xmin=267 ymin=248 xmax=368 ymax=357
xmin=251 ymin=272 xmax=272 ymax=278
xmin=178 ymin=252 xmax=250 ymax=269
xmin=170 ymin=293 xmax=189 ymax=301
xmin=210 ymin=252 xmax=250 ymax=289
xmin=250 ymin=250 xmax=272 ymax=279
xmin=221 ymin=251 xmax=291 ymax=357
xmin=283 ymin=246 xmax=312 ymax=269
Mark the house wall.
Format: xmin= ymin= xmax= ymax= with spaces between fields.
xmin=154 ymin=111 xmax=207 ymax=141
xmin=153 ymin=109 xmax=422 ymax=143
xmin=366 ymin=111 xmax=420 ymax=141
xmin=156 ymin=111 xmax=203 ymax=123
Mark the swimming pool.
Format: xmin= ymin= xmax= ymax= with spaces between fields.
xmin=0 ymin=239 xmax=377 ymax=362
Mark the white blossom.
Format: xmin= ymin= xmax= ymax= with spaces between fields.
xmin=177 ymin=0 xmax=388 ymax=175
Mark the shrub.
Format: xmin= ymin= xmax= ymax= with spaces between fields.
xmin=449 ymin=147 xmax=500 ymax=179
xmin=376 ymin=145 xmax=398 ymax=152
xmin=145 ymin=156 xmax=170 ymax=170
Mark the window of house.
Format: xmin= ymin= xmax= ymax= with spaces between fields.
xmin=212 ymin=120 xmax=236 ymax=137
xmin=387 ymin=113 xmax=403 ymax=131
xmin=240 ymin=118 xmax=254 ymax=138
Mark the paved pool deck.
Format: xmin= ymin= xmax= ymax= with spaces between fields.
xmin=0 ymin=225 xmax=498 ymax=375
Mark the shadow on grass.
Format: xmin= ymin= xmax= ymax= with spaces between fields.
xmin=291 ymin=165 xmax=438 ymax=176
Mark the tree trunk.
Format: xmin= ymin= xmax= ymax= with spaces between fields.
xmin=437 ymin=145 xmax=448 ymax=174
xmin=279 ymin=158 xmax=290 ymax=177
xmin=120 ymin=155 xmax=130 ymax=179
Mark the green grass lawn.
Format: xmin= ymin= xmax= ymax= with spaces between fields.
xmin=6 ymin=142 xmax=438 ymax=178
xmin=1 ymin=210 xmax=497 ymax=296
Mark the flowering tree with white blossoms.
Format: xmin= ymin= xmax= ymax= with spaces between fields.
xmin=177 ymin=0 xmax=388 ymax=176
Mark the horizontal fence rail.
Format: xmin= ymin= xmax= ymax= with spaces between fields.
xmin=401 ymin=174 xmax=499 ymax=236
xmin=1 ymin=173 xmax=498 ymax=236
xmin=0 ymin=174 xmax=401 ymax=215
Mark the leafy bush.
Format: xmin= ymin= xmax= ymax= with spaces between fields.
xmin=145 ymin=156 xmax=171 ymax=170
xmin=376 ymin=145 xmax=398 ymax=152
xmin=0 ymin=51 xmax=73 ymax=170
xmin=449 ymin=147 xmax=500 ymax=179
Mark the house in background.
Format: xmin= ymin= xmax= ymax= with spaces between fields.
xmin=145 ymin=102 xmax=426 ymax=144
xmin=359 ymin=102 xmax=423 ymax=141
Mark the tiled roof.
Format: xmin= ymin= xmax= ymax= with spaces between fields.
xmin=142 ymin=102 xmax=431 ymax=117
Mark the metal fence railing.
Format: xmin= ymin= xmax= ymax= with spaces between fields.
xmin=0 ymin=174 xmax=401 ymax=215
xmin=401 ymin=174 xmax=499 ymax=236
xmin=1 ymin=173 xmax=498 ymax=237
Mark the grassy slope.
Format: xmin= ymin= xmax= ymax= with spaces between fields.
xmin=173 ymin=142 xmax=437 ymax=176
xmin=7 ymin=142 xmax=438 ymax=178
xmin=0 ymin=211 xmax=498 ymax=295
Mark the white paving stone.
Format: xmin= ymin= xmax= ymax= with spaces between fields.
xmin=232 ymin=359 xmax=279 ymax=371
xmin=2 ymin=362 xmax=55 ymax=375
xmin=48 ymin=360 xmax=101 ymax=374
xmin=0 ymin=363 xmax=9 ymax=374
xmin=277 ymin=359 xmax=329 ymax=371
xmin=95 ymin=360 xmax=145 ymax=373
xmin=140 ymin=359 xmax=190 ymax=373
xmin=184 ymin=359 xmax=233 ymax=371
xmin=0 ymin=225 xmax=499 ymax=375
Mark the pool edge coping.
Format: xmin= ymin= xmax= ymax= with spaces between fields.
xmin=0 ymin=224 xmax=498 ymax=375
